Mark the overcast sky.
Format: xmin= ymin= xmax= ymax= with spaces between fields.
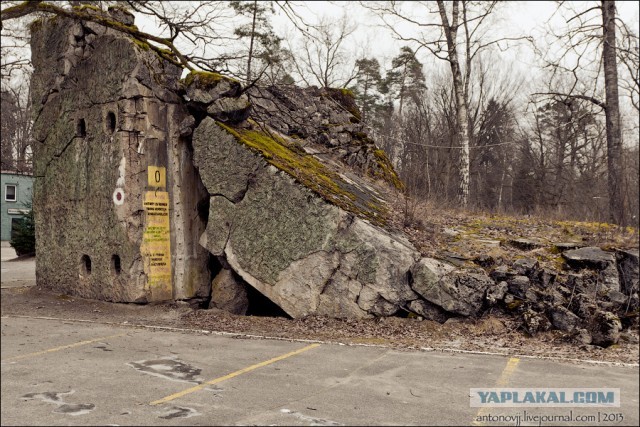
xmin=268 ymin=0 xmax=640 ymax=68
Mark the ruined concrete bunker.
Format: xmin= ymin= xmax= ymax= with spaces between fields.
xmin=30 ymin=10 xmax=495 ymax=320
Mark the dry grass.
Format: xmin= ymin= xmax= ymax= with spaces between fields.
xmin=386 ymin=196 xmax=639 ymax=269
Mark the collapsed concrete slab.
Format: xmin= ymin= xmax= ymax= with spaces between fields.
xmin=192 ymin=112 xmax=420 ymax=318
xmin=28 ymin=9 xmax=639 ymax=347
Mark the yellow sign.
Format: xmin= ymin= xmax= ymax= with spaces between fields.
xmin=141 ymin=190 xmax=172 ymax=300
xmin=148 ymin=166 xmax=166 ymax=189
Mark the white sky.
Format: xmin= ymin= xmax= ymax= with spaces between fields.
xmin=270 ymin=0 xmax=640 ymax=67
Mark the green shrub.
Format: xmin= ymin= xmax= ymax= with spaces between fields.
xmin=10 ymin=203 xmax=35 ymax=256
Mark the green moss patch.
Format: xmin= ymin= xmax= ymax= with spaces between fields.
xmin=155 ymin=47 xmax=177 ymax=63
xmin=216 ymin=122 xmax=389 ymax=225
xmin=130 ymin=38 xmax=179 ymax=65
xmin=373 ymin=149 xmax=404 ymax=190
xmin=72 ymin=4 xmax=103 ymax=13
xmin=131 ymin=38 xmax=150 ymax=50
xmin=183 ymin=70 xmax=239 ymax=89
xmin=29 ymin=17 xmax=45 ymax=31
xmin=323 ymin=87 xmax=362 ymax=122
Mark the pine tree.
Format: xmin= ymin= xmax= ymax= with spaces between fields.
xmin=350 ymin=58 xmax=384 ymax=123
xmin=385 ymin=47 xmax=426 ymax=116
xmin=230 ymin=0 xmax=282 ymax=83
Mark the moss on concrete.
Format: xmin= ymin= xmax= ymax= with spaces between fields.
xmin=373 ymin=149 xmax=404 ymax=190
xmin=216 ymin=122 xmax=389 ymax=225
xmin=183 ymin=70 xmax=239 ymax=89
xmin=71 ymin=4 xmax=103 ymax=13
xmin=131 ymin=37 xmax=151 ymax=51
xmin=29 ymin=17 xmax=45 ymax=32
xmin=324 ymin=87 xmax=362 ymax=122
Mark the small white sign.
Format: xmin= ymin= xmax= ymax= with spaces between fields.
xmin=7 ymin=208 xmax=30 ymax=215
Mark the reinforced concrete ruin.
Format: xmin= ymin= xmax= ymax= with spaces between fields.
xmin=30 ymin=7 xmax=449 ymax=318
xmin=31 ymin=9 xmax=210 ymax=303
xmin=30 ymin=7 xmax=638 ymax=338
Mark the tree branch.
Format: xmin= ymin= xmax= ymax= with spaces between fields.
xmin=2 ymin=1 xmax=193 ymax=70
xmin=0 ymin=1 xmax=43 ymax=27
xmin=532 ymin=92 xmax=606 ymax=110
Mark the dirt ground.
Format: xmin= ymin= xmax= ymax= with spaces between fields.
xmin=2 ymin=285 xmax=638 ymax=366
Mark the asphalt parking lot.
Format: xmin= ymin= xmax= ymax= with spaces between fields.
xmin=0 ymin=243 xmax=35 ymax=289
xmin=1 ymin=314 xmax=639 ymax=426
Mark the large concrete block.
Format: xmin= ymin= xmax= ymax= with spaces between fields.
xmin=31 ymin=15 xmax=208 ymax=303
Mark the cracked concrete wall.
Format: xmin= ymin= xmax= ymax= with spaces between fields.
xmin=194 ymin=118 xmax=420 ymax=318
xmin=31 ymin=16 xmax=208 ymax=302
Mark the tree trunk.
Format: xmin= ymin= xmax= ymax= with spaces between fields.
xmin=498 ymin=155 xmax=506 ymax=211
xmin=398 ymin=64 xmax=407 ymax=117
xmin=437 ymin=0 xmax=470 ymax=207
xmin=602 ymin=0 xmax=625 ymax=225
xmin=246 ymin=0 xmax=258 ymax=83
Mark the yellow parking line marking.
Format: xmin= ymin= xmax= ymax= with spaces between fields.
xmin=150 ymin=343 xmax=321 ymax=406
xmin=2 ymin=333 xmax=126 ymax=362
xmin=471 ymin=357 xmax=520 ymax=426
xmin=495 ymin=357 xmax=520 ymax=386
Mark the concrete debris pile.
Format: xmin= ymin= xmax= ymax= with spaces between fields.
xmin=483 ymin=247 xmax=638 ymax=347
xmin=30 ymin=9 xmax=638 ymax=347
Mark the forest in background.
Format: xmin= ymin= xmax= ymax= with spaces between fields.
xmin=1 ymin=1 xmax=638 ymax=227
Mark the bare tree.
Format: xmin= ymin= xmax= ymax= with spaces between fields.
xmin=365 ymin=1 xmax=528 ymax=207
xmin=286 ymin=14 xmax=358 ymax=88
xmin=617 ymin=20 xmax=639 ymax=114
xmin=534 ymin=0 xmax=635 ymax=225
xmin=434 ymin=0 xmax=472 ymax=207
xmin=602 ymin=0 xmax=625 ymax=225
xmin=0 ymin=3 xmax=31 ymax=85
xmin=1 ymin=80 xmax=33 ymax=173
xmin=1 ymin=1 xmax=238 ymax=73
